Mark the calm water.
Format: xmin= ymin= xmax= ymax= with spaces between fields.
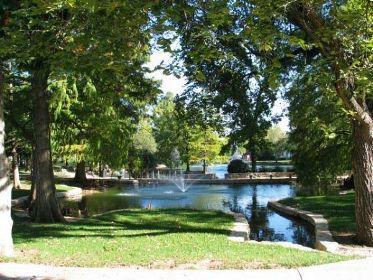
xmin=63 ymin=183 xmax=315 ymax=247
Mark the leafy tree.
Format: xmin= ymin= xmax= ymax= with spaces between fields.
xmin=175 ymin=93 xmax=223 ymax=172
xmin=244 ymin=0 xmax=372 ymax=245
xmin=153 ymin=93 xmax=179 ymax=167
xmin=132 ymin=120 xmax=158 ymax=155
xmin=2 ymin=1 xmax=156 ymax=222
xmin=52 ymin=69 xmax=158 ymax=184
xmin=189 ymin=128 xmax=225 ymax=173
xmin=153 ymin=93 xmax=224 ymax=172
xmin=159 ymin=1 xmax=276 ymax=172
xmin=128 ymin=119 xmax=158 ymax=178
xmin=265 ymin=125 xmax=288 ymax=162
xmin=162 ymin=0 xmax=373 ymax=245
xmin=287 ymin=67 xmax=352 ymax=188
xmin=3 ymin=64 xmax=33 ymax=189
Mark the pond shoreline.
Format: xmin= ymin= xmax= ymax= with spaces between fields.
xmin=268 ymin=201 xmax=340 ymax=253
xmin=19 ymin=173 xmax=297 ymax=189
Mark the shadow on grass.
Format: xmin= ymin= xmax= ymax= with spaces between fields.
xmin=12 ymin=209 xmax=232 ymax=244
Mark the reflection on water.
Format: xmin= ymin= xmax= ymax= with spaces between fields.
xmin=62 ymin=183 xmax=315 ymax=247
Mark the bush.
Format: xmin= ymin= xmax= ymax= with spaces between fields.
xmin=272 ymin=165 xmax=285 ymax=172
xmin=227 ymin=159 xmax=249 ymax=173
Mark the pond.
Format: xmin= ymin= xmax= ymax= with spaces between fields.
xmin=63 ymin=183 xmax=315 ymax=248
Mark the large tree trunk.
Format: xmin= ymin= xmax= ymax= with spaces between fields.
xmin=31 ymin=63 xmax=64 ymax=223
xmin=11 ymin=147 xmax=21 ymax=189
xmin=353 ymin=120 xmax=373 ymax=246
xmin=0 ymin=68 xmax=14 ymax=257
xmin=74 ymin=160 xmax=87 ymax=186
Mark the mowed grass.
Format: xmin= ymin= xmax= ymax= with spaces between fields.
xmin=280 ymin=192 xmax=355 ymax=234
xmin=12 ymin=180 xmax=76 ymax=199
xmin=3 ymin=209 xmax=351 ymax=269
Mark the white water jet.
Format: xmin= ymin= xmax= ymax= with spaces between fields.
xmin=170 ymin=176 xmax=191 ymax=193
xmin=169 ymin=148 xmax=194 ymax=192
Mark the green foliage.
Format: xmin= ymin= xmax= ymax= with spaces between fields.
xmin=189 ymin=128 xmax=224 ymax=165
xmin=227 ymin=159 xmax=249 ymax=174
xmin=51 ymin=68 xmax=159 ymax=169
xmin=263 ymin=125 xmax=289 ymax=161
xmin=162 ymin=1 xmax=276 ymax=161
xmin=132 ymin=120 xmax=157 ymax=154
xmin=163 ymin=0 xmax=371 ymax=185
xmin=152 ymin=93 xmax=179 ymax=167
xmin=153 ymin=93 xmax=224 ymax=169
xmin=287 ymin=66 xmax=352 ymax=187
xmin=1 ymin=1 xmax=161 ymax=172
xmin=128 ymin=120 xmax=158 ymax=177
xmin=3 ymin=64 xmax=33 ymax=158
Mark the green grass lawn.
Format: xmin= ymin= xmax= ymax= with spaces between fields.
xmin=280 ymin=192 xmax=355 ymax=234
xmin=2 ymin=209 xmax=351 ymax=269
xmin=12 ymin=180 xmax=77 ymax=199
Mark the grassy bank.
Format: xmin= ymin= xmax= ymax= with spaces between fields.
xmin=12 ymin=180 xmax=77 ymax=199
xmin=280 ymin=192 xmax=355 ymax=234
xmin=2 ymin=209 xmax=351 ymax=269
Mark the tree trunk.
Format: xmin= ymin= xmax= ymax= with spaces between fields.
xmin=30 ymin=148 xmax=37 ymax=199
xmin=353 ymin=120 xmax=373 ymax=246
xmin=74 ymin=160 xmax=87 ymax=186
xmin=251 ymin=151 xmax=257 ymax=172
xmin=0 ymin=68 xmax=14 ymax=257
xmin=30 ymin=63 xmax=64 ymax=223
xmin=11 ymin=148 xmax=21 ymax=189
xmin=203 ymin=159 xmax=207 ymax=174
xmin=99 ymin=162 xmax=104 ymax=177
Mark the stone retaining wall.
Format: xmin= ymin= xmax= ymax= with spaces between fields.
xmin=268 ymin=201 xmax=340 ymax=253
xmin=139 ymin=177 xmax=295 ymax=185
xmin=56 ymin=187 xmax=83 ymax=199
xmin=227 ymin=212 xmax=250 ymax=242
xmin=225 ymin=172 xmax=296 ymax=180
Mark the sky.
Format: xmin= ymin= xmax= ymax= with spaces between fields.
xmin=147 ymin=50 xmax=290 ymax=132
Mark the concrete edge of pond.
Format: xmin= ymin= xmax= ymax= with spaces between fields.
xmin=246 ymin=239 xmax=316 ymax=252
xmin=267 ymin=201 xmax=340 ymax=253
xmin=138 ymin=178 xmax=297 ymax=185
xmin=225 ymin=210 xmax=316 ymax=252
xmin=11 ymin=187 xmax=83 ymax=207
xmin=226 ymin=211 xmax=250 ymax=242
xmin=56 ymin=187 xmax=83 ymax=199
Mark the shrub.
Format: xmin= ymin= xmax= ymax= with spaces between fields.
xmin=227 ymin=159 xmax=249 ymax=173
xmin=272 ymin=165 xmax=284 ymax=172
